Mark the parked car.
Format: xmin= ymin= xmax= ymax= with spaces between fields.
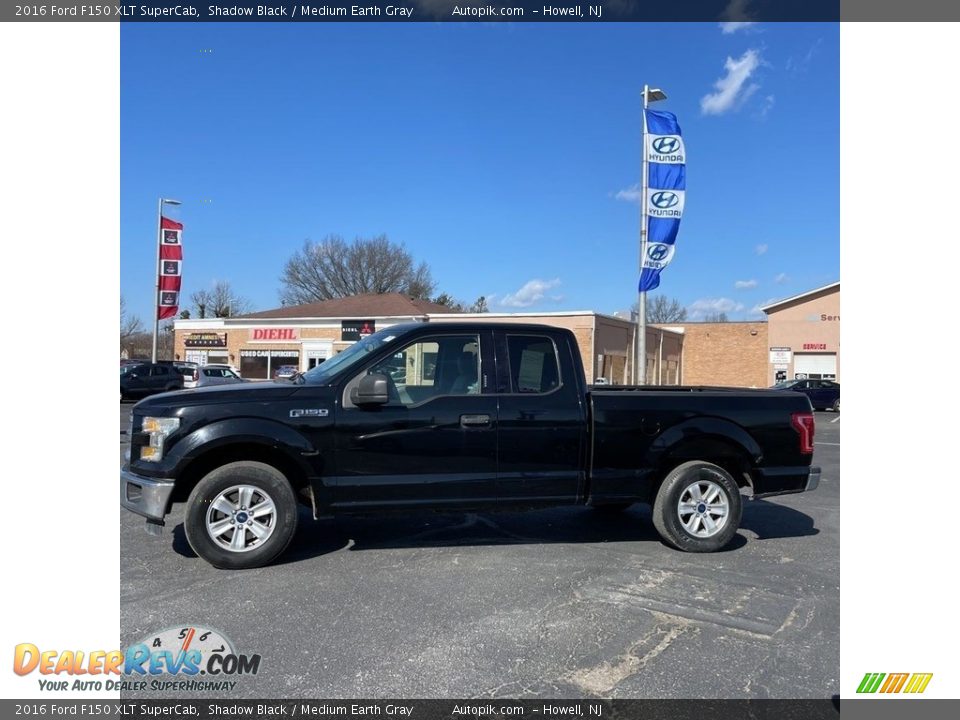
xmin=195 ymin=365 xmax=247 ymax=388
xmin=120 ymin=362 xmax=184 ymax=402
xmin=203 ymin=363 xmax=241 ymax=377
xmin=121 ymin=322 xmax=819 ymax=569
xmin=157 ymin=361 xmax=200 ymax=389
xmin=272 ymin=365 xmax=299 ymax=381
xmin=773 ymin=378 xmax=840 ymax=412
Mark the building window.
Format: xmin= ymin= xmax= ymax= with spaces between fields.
xmin=240 ymin=352 xmax=269 ymax=379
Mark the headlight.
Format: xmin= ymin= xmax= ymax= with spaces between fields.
xmin=140 ymin=416 xmax=180 ymax=462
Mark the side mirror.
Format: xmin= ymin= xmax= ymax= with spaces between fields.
xmin=351 ymin=373 xmax=389 ymax=406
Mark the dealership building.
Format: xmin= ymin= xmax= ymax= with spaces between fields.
xmin=171 ymin=282 xmax=838 ymax=388
xmin=172 ymin=292 xmax=683 ymax=384
xmin=761 ymin=281 xmax=840 ymax=384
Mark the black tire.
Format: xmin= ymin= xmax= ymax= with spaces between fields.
xmin=592 ymin=502 xmax=634 ymax=513
xmin=652 ymin=460 xmax=742 ymax=552
xmin=184 ymin=461 xmax=299 ymax=569
xmin=832 ymin=398 xmax=840 ymax=412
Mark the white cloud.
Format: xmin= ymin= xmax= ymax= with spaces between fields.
xmin=775 ymin=272 xmax=789 ymax=284
xmin=498 ymin=278 xmax=562 ymax=308
xmin=700 ymin=49 xmax=762 ymax=116
xmin=758 ymin=94 xmax=775 ymax=118
xmin=755 ymin=243 xmax=768 ymax=255
xmin=688 ymin=297 xmax=745 ymax=319
xmin=719 ymin=22 xmax=755 ymax=34
xmin=735 ymin=279 xmax=758 ymax=289
xmin=614 ymin=184 xmax=641 ymax=204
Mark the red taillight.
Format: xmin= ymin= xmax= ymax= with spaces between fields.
xmin=791 ymin=412 xmax=815 ymax=454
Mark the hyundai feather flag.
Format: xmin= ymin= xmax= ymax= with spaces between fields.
xmin=639 ymin=109 xmax=685 ymax=292
xmin=157 ymin=216 xmax=183 ymax=320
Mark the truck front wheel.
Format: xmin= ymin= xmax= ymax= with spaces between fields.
xmin=652 ymin=461 xmax=742 ymax=552
xmin=184 ymin=461 xmax=299 ymax=569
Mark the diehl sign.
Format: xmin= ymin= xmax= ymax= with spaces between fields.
xmin=250 ymin=328 xmax=299 ymax=341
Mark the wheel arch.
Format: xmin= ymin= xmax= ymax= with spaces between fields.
xmin=171 ymin=442 xmax=312 ymax=506
xmin=643 ymin=419 xmax=760 ymax=502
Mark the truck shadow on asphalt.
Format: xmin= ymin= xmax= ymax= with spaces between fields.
xmin=170 ymin=498 xmax=817 ymax=565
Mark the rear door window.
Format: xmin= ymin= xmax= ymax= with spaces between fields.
xmin=506 ymin=335 xmax=560 ymax=394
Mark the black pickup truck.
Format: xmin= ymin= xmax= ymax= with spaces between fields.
xmin=121 ymin=322 xmax=819 ymax=569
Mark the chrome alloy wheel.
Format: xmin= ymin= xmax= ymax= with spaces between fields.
xmin=205 ymin=485 xmax=277 ymax=553
xmin=677 ymin=478 xmax=730 ymax=538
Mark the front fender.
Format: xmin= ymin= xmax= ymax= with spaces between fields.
xmin=164 ymin=417 xmax=317 ymax=478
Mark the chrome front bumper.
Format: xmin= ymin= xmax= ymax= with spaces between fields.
xmin=120 ymin=467 xmax=175 ymax=524
xmin=805 ymin=466 xmax=821 ymax=492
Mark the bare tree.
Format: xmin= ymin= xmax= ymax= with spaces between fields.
xmin=280 ymin=235 xmax=437 ymax=305
xmin=632 ymin=295 xmax=688 ymax=323
xmin=702 ymin=312 xmax=729 ymax=322
xmin=190 ymin=289 xmax=211 ymax=319
xmin=120 ymin=295 xmax=145 ymax=354
xmin=192 ymin=281 xmax=250 ymax=318
xmin=432 ymin=294 xmax=490 ymax=313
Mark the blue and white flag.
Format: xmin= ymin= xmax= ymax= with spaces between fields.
xmin=639 ymin=109 xmax=685 ymax=292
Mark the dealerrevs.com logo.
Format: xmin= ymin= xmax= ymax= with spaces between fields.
xmin=857 ymin=672 xmax=933 ymax=694
xmin=13 ymin=625 xmax=261 ymax=692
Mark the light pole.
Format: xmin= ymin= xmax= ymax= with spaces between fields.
xmin=636 ymin=85 xmax=667 ymax=385
xmin=151 ymin=197 xmax=181 ymax=363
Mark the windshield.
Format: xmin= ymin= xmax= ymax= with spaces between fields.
xmin=773 ymin=380 xmax=798 ymax=389
xmin=298 ymin=328 xmax=401 ymax=385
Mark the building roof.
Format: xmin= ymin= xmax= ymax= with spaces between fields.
xmin=760 ymin=281 xmax=840 ymax=313
xmin=238 ymin=293 xmax=457 ymax=320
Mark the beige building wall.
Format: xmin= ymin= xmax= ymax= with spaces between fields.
xmin=658 ymin=322 xmax=769 ymax=388
xmin=766 ymin=284 xmax=840 ymax=384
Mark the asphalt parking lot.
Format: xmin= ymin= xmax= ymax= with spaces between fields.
xmin=119 ymin=404 xmax=839 ymax=699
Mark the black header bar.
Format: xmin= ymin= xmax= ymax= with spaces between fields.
xmin=10 ymin=1 xmax=853 ymax=23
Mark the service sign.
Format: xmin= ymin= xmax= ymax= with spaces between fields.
xmin=769 ymin=347 xmax=792 ymax=364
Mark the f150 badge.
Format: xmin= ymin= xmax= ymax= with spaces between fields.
xmin=290 ymin=409 xmax=329 ymax=418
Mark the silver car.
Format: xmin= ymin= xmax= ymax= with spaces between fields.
xmin=195 ymin=365 xmax=246 ymax=388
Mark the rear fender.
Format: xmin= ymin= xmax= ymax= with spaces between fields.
xmin=644 ymin=417 xmax=761 ymax=496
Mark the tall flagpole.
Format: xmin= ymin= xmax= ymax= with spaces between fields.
xmin=151 ymin=197 xmax=163 ymax=363
xmin=637 ymin=86 xmax=650 ymax=385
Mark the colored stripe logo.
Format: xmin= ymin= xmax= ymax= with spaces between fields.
xmin=857 ymin=672 xmax=933 ymax=694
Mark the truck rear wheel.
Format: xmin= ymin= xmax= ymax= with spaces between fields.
xmin=184 ymin=461 xmax=299 ymax=569
xmin=652 ymin=461 xmax=742 ymax=552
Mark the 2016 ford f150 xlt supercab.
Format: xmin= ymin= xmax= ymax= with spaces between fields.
xmin=121 ymin=322 xmax=819 ymax=569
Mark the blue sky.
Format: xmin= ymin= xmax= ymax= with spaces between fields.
xmin=121 ymin=22 xmax=838 ymax=322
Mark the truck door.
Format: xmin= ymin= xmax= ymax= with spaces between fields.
xmin=332 ymin=330 xmax=499 ymax=509
xmin=494 ymin=331 xmax=586 ymax=504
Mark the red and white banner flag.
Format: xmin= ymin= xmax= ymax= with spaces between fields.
xmin=157 ymin=216 xmax=183 ymax=320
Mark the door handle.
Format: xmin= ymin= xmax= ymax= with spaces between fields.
xmin=460 ymin=414 xmax=491 ymax=428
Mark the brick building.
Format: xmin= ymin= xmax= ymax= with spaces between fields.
xmin=654 ymin=321 xmax=769 ymax=388
xmin=172 ymin=294 xmax=684 ymax=385
xmin=762 ymin=281 xmax=840 ymax=384
xmin=173 ymin=294 xmax=455 ymax=380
